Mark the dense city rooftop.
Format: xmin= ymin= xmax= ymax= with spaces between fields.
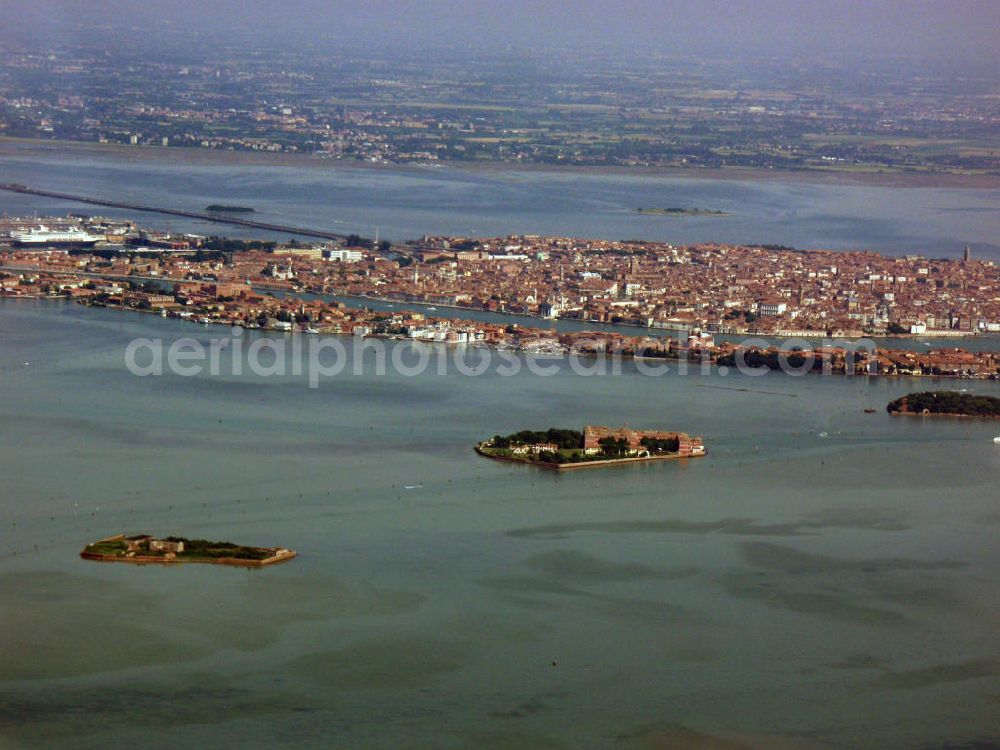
xmin=3 ymin=214 xmax=1000 ymax=379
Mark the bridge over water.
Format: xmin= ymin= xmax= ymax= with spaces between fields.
xmin=0 ymin=183 xmax=355 ymax=242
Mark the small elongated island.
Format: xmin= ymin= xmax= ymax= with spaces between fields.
xmin=205 ymin=204 xmax=255 ymax=213
xmin=887 ymin=390 xmax=1000 ymax=418
xmin=635 ymin=207 xmax=729 ymax=216
xmin=476 ymin=425 xmax=705 ymax=470
xmin=81 ymin=534 xmax=296 ymax=567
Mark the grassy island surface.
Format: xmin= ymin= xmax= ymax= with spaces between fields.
xmin=477 ymin=425 xmax=705 ymax=470
xmin=635 ymin=207 xmax=729 ymax=216
xmin=81 ymin=534 xmax=296 ymax=566
xmin=205 ymin=204 xmax=255 ymax=213
xmin=887 ymin=391 xmax=1000 ymax=418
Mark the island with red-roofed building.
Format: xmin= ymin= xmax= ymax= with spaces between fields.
xmin=476 ymin=425 xmax=705 ymax=470
xmin=81 ymin=534 xmax=297 ymax=567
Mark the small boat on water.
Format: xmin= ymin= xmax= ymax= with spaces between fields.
xmin=864 ymin=408 xmax=877 ymax=414
xmin=993 ymin=436 xmax=1000 ymax=444
xmin=304 ymin=327 xmax=319 ymax=334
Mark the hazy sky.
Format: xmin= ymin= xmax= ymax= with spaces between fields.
xmin=8 ymin=0 xmax=1000 ymax=63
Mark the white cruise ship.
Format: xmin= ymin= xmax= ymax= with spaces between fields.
xmin=11 ymin=225 xmax=104 ymax=247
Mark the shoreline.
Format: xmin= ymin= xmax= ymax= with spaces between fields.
xmin=3 ymin=136 xmax=999 ymax=190
xmin=474 ymin=444 xmax=704 ymax=470
xmin=80 ymin=550 xmax=297 ymax=566
xmin=6 ymin=287 xmax=994 ymax=342
xmin=80 ymin=533 xmax=297 ymax=567
xmin=888 ymin=410 xmax=1000 ymax=420
xmin=79 ymin=297 xmax=1000 ymax=368
xmin=322 ymin=291 xmax=990 ymax=342
xmin=3 ymin=296 xmax=997 ymax=381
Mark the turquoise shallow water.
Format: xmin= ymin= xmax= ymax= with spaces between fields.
xmin=1 ymin=298 xmax=1000 ymax=749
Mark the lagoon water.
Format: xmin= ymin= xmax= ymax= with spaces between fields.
xmin=2 ymin=298 xmax=1000 ymax=749
xmin=1 ymin=142 xmax=1000 ymax=258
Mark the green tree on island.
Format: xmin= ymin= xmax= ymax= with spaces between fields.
xmin=640 ymin=436 xmax=680 ymax=454
xmin=598 ymin=436 xmax=629 ymax=457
